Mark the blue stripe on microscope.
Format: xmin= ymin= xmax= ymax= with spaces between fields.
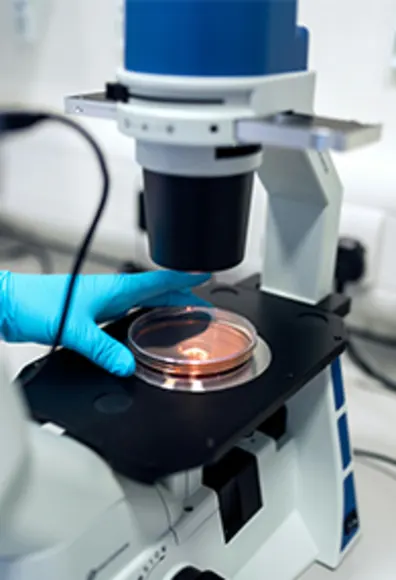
xmin=331 ymin=358 xmax=345 ymax=410
xmin=341 ymin=473 xmax=359 ymax=551
xmin=124 ymin=0 xmax=309 ymax=77
xmin=338 ymin=414 xmax=352 ymax=470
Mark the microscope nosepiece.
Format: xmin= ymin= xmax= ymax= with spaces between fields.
xmin=142 ymin=170 xmax=254 ymax=272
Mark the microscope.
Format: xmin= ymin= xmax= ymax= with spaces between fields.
xmin=1 ymin=1 xmax=382 ymax=579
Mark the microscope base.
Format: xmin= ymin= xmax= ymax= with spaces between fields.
xmin=7 ymin=366 xmax=359 ymax=580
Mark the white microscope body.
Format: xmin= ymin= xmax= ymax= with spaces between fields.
xmin=0 ymin=345 xmax=358 ymax=580
xmin=0 ymin=0 xmax=381 ymax=578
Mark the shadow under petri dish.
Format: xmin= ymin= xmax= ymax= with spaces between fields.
xmin=128 ymin=307 xmax=257 ymax=378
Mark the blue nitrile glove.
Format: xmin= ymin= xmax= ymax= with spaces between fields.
xmin=0 ymin=270 xmax=210 ymax=376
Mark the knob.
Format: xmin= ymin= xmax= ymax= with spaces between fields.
xmin=173 ymin=568 xmax=225 ymax=580
xmin=335 ymin=237 xmax=366 ymax=293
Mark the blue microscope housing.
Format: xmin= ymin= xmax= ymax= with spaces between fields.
xmin=122 ymin=0 xmax=311 ymax=272
xmin=124 ymin=0 xmax=309 ymax=77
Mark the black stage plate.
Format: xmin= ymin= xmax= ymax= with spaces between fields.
xmin=20 ymin=284 xmax=347 ymax=483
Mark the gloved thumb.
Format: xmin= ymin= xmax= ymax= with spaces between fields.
xmin=63 ymin=320 xmax=135 ymax=377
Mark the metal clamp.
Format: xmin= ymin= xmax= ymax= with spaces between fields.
xmin=64 ymin=93 xmax=382 ymax=153
xmin=65 ymin=92 xmax=116 ymax=121
xmin=236 ymin=112 xmax=382 ymax=152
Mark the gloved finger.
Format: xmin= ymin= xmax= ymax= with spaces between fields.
xmin=94 ymin=271 xmax=210 ymax=320
xmin=63 ymin=320 xmax=135 ymax=377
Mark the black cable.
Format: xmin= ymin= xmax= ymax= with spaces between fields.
xmin=354 ymin=448 xmax=396 ymax=469
xmin=0 ymin=111 xmax=110 ymax=387
xmin=334 ymin=236 xmax=396 ymax=395
xmin=349 ymin=327 xmax=396 ymax=349
xmin=347 ymin=327 xmax=396 ymax=392
xmin=346 ymin=339 xmax=396 ymax=393
xmin=346 ymin=336 xmax=396 ymax=394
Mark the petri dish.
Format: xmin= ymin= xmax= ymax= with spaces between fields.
xmin=128 ymin=307 xmax=258 ymax=378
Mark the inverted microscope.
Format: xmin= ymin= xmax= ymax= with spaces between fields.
xmin=2 ymin=1 xmax=382 ymax=579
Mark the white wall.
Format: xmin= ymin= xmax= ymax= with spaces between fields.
xmin=1 ymin=0 xmax=396 ymax=314
xmin=0 ymin=0 xmax=146 ymax=264
xmin=301 ymin=0 xmax=396 ymax=137
xmin=0 ymin=0 xmax=120 ymax=107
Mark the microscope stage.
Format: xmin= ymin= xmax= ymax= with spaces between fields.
xmin=20 ymin=280 xmax=348 ymax=483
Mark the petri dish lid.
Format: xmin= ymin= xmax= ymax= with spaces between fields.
xmin=128 ymin=307 xmax=257 ymax=378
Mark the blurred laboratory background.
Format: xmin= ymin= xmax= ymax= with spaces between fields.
xmin=2 ymin=2 xmax=396 ymax=577
xmin=1 ymin=0 xmax=396 ymax=329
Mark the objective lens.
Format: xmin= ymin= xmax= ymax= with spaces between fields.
xmin=128 ymin=307 xmax=257 ymax=378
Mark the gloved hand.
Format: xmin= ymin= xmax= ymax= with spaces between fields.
xmin=0 ymin=270 xmax=209 ymax=376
